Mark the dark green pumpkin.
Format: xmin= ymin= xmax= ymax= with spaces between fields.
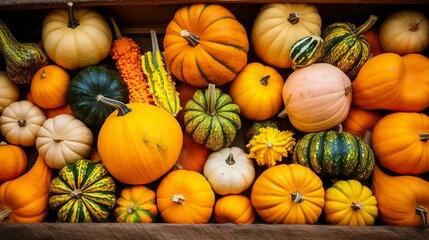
xmin=184 ymin=84 xmax=241 ymax=151
xmin=49 ymin=159 xmax=116 ymax=223
xmin=292 ymin=130 xmax=374 ymax=181
xmin=67 ymin=66 xmax=129 ymax=127
xmin=317 ymin=15 xmax=378 ymax=79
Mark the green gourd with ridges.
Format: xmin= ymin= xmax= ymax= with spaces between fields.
xmin=292 ymin=130 xmax=374 ymax=181
xmin=290 ymin=35 xmax=323 ymax=70
xmin=317 ymin=15 xmax=378 ymax=79
xmin=184 ymin=84 xmax=241 ymax=151
xmin=49 ymin=159 xmax=116 ymax=223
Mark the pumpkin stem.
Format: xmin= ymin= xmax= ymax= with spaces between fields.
xmin=344 ymin=85 xmax=352 ymax=96
xmin=70 ymin=189 xmax=83 ymax=198
xmin=110 ymin=17 xmax=123 ymax=39
xmin=53 ymin=136 xmax=63 ymax=143
xmin=288 ymin=12 xmax=302 ymax=25
xmin=353 ymin=15 xmax=378 ymax=36
xmin=150 ymin=30 xmax=160 ymax=69
xmin=127 ymin=203 xmax=136 ymax=214
xmin=266 ymin=142 xmax=273 ymax=148
xmin=363 ymin=130 xmax=373 ymax=145
xmin=409 ymin=20 xmax=420 ymax=32
xmin=181 ymin=30 xmax=200 ymax=47
xmin=0 ymin=208 xmax=12 ymax=221
xmin=260 ymin=75 xmax=270 ymax=86
xmin=419 ymin=133 xmax=429 ymax=142
xmin=207 ymin=84 xmax=216 ymax=116
xmin=416 ymin=205 xmax=428 ymax=230
xmin=291 ymin=191 xmax=305 ymax=203
xmin=225 ymin=153 xmax=235 ymax=165
xmin=336 ymin=123 xmax=344 ymax=133
xmin=351 ymin=201 xmax=364 ymax=211
xmin=96 ymin=95 xmax=131 ymax=116
xmin=171 ymin=194 xmax=186 ymax=205
xmin=67 ymin=0 xmax=80 ymax=29
xmin=40 ymin=69 xmax=47 ymax=79
xmin=18 ymin=118 xmax=26 ymax=127
xmin=0 ymin=141 xmax=7 ymax=146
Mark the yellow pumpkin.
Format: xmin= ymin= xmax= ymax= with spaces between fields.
xmin=213 ymin=194 xmax=256 ymax=224
xmin=0 ymin=71 xmax=19 ymax=113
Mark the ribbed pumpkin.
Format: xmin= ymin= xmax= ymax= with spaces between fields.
xmin=0 ymin=141 xmax=27 ymax=183
xmin=49 ymin=159 xmax=116 ymax=223
xmin=0 ymin=71 xmax=19 ymax=113
xmin=67 ymin=66 xmax=129 ymax=128
xmin=97 ymin=96 xmax=183 ymax=185
xmin=163 ymin=4 xmax=249 ymax=87
xmin=184 ymin=84 xmax=241 ymax=151
xmin=213 ymin=194 xmax=256 ymax=224
xmin=114 ymin=185 xmax=158 ymax=223
xmin=174 ymin=131 xmax=211 ymax=174
xmin=290 ymin=35 xmax=324 ymax=69
xmin=292 ymin=130 xmax=375 ymax=181
xmin=342 ymin=105 xmax=382 ymax=141
xmin=318 ymin=15 xmax=378 ymax=79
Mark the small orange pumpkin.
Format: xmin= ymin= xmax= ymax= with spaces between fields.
xmin=0 ymin=141 xmax=27 ymax=183
xmin=342 ymin=105 xmax=382 ymax=141
xmin=174 ymin=131 xmax=211 ymax=174
xmin=213 ymin=194 xmax=256 ymax=224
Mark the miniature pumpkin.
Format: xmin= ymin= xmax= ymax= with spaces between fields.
xmin=174 ymin=131 xmax=211 ymax=174
xmin=0 ymin=71 xmax=19 ymax=113
xmin=213 ymin=194 xmax=256 ymax=224
xmin=36 ymin=114 xmax=93 ymax=170
xmin=324 ymin=179 xmax=378 ymax=226
xmin=163 ymin=3 xmax=249 ymax=87
xmin=156 ymin=169 xmax=215 ymax=224
xmin=379 ymin=10 xmax=429 ymax=55
xmin=229 ymin=62 xmax=284 ymax=121
xmin=203 ymin=147 xmax=255 ymax=195
xmin=362 ymin=28 xmax=384 ymax=56
xmin=114 ymin=185 xmax=158 ymax=223
xmin=42 ymin=1 xmax=112 ymax=70
xmin=0 ymin=100 xmax=46 ymax=147
xmin=0 ymin=141 xmax=27 ymax=183
xmin=278 ymin=63 xmax=352 ymax=133
xmin=342 ymin=105 xmax=382 ymax=141
xmin=251 ymin=3 xmax=322 ymax=69
xmin=97 ymin=96 xmax=183 ymax=185
xmin=251 ymin=164 xmax=325 ymax=224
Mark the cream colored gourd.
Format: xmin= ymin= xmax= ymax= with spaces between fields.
xmin=36 ymin=114 xmax=93 ymax=169
xmin=0 ymin=100 xmax=46 ymax=147
xmin=0 ymin=71 xmax=19 ymax=113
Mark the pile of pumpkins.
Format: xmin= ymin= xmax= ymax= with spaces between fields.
xmin=0 ymin=1 xmax=428 ymax=229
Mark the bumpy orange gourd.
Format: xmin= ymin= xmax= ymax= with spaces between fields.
xmin=213 ymin=194 xmax=256 ymax=224
xmin=342 ymin=105 xmax=382 ymax=140
xmin=0 ymin=155 xmax=52 ymax=222
xmin=0 ymin=141 xmax=27 ymax=183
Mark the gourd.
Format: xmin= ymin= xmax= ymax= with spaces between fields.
xmin=379 ymin=10 xmax=429 ymax=55
xmin=49 ymin=159 xmax=116 ymax=223
xmin=184 ymin=84 xmax=241 ymax=151
xmin=0 ymin=20 xmax=49 ymax=84
xmin=213 ymin=194 xmax=256 ymax=224
xmin=0 ymin=155 xmax=52 ymax=222
xmin=163 ymin=3 xmax=249 ymax=87
xmin=251 ymin=164 xmax=325 ymax=224
xmin=35 ymin=114 xmax=93 ymax=170
xmin=97 ymin=96 xmax=183 ymax=185
xmin=174 ymin=131 xmax=211 ymax=174
xmin=228 ymin=62 xmax=284 ymax=121
xmin=324 ymin=179 xmax=378 ymax=226
xmin=0 ymin=100 xmax=46 ymax=147
xmin=290 ymin=35 xmax=324 ymax=69
xmin=342 ymin=105 xmax=382 ymax=141
xmin=114 ymin=185 xmax=158 ymax=223
xmin=352 ymin=53 xmax=429 ymax=112
xmin=318 ymin=15 xmax=378 ymax=79
xmin=30 ymin=65 xmax=70 ymax=109
xmin=251 ymin=3 xmax=322 ymax=69
xmin=0 ymin=71 xmax=19 ymax=113
xmin=156 ymin=169 xmax=215 ymax=224
xmin=42 ymin=1 xmax=112 ymax=70
xmin=245 ymin=120 xmax=281 ymax=144
xmin=292 ymin=129 xmax=375 ymax=181
xmin=0 ymin=141 xmax=27 ymax=183
xmin=203 ymin=147 xmax=255 ymax=195
xmin=372 ymin=164 xmax=429 ymax=229
xmin=372 ymin=112 xmax=429 ymax=175
xmin=67 ymin=66 xmax=129 ymax=127
xmin=278 ymin=63 xmax=352 ymax=133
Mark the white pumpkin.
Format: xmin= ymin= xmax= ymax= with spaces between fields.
xmin=203 ymin=147 xmax=255 ymax=195
xmin=0 ymin=71 xmax=20 ymax=113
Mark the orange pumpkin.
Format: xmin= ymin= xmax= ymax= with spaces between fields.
xmin=353 ymin=53 xmax=429 ymax=112
xmin=213 ymin=194 xmax=256 ymax=224
xmin=174 ymin=131 xmax=211 ymax=174
xmin=0 ymin=141 xmax=27 ymax=183
xmin=44 ymin=103 xmax=73 ymax=119
xmin=362 ymin=28 xmax=384 ymax=56
xmin=342 ymin=105 xmax=382 ymax=141
xmin=176 ymin=82 xmax=198 ymax=128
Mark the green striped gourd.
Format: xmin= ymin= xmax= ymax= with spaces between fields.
xmin=49 ymin=159 xmax=116 ymax=223
xmin=290 ymin=35 xmax=323 ymax=70
xmin=292 ymin=130 xmax=374 ymax=181
xmin=318 ymin=15 xmax=378 ymax=79
xmin=184 ymin=84 xmax=241 ymax=151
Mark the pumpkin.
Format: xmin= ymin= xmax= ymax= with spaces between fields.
xmin=114 ymin=185 xmax=158 ymax=223
xmin=292 ymin=130 xmax=375 ymax=181
xmin=36 ymin=114 xmax=93 ymax=170
xmin=318 ymin=15 xmax=378 ymax=79
xmin=251 ymin=164 xmax=325 ymax=224
xmin=342 ymin=105 xmax=382 ymax=141
xmin=42 ymin=1 xmax=112 ymax=70
xmin=278 ymin=63 xmax=352 ymax=133
xmin=0 ymin=141 xmax=27 ymax=183
xmin=0 ymin=155 xmax=52 ymax=222
xmin=379 ymin=10 xmax=429 ymax=55
xmin=163 ymin=3 xmax=249 ymax=87
xmin=372 ymin=164 xmax=429 ymax=229
xmin=372 ymin=112 xmax=429 ymax=175
xmin=213 ymin=194 xmax=256 ymax=224
xmin=97 ymin=96 xmax=183 ymax=185
xmin=245 ymin=120 xmax=281 ymax=144
xmin=290 ymin=35 xmax=324 ymax=69
xmin=251 ymin=3 xmax=322 ymax=69
xmin=0 ymin=71 xmax=19 ymax=113
xmin=49 ymin=159 xmax=116 ymax=223
xmin=44 ymin=103 xmax=73 ymax=119
xmin=174 ymin=131 xmax=211 ymax=174
xmin=324 ymin=179 xmax=378 ymax=226
xmin=67 ymin=66 xmax=129 ymax=127
xmin=0 ymin=100 xmax=46 ymax=147
xmin=203 ymin=147 xmax=255 ymax=195
xmin=184 ymin=84 xmax=241 ymax=151
xmin=362 ymin=28 xmax=384 ymax=57
xmin=228 ymin=62 xmax=284 ymax=121
xmin=156 ymin=169 xmax=215 ymax=224
xmin=176 ymin=82 xmax=198 ymax=128
xmin=352 ymin=53 xmax=429 ymax=112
